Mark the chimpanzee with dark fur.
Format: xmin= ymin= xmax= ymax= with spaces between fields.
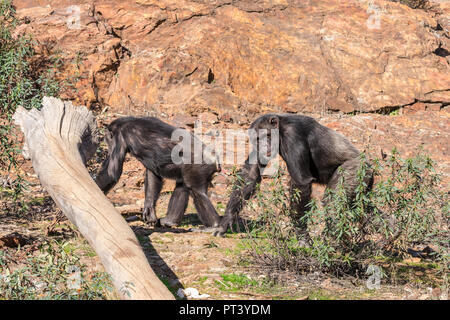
xmin=213 ymin=114 xmax=373 ymax=237
xmin=95 ymin=117 xmax=221 ymax=228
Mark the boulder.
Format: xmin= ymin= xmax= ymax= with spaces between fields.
xmin=13 ymin=0 xmax=449 ymax=114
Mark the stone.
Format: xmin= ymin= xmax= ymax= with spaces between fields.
xmin=13 ymin=0 xmax=449 ymax=114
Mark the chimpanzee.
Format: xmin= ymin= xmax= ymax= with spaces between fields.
xmin=212 ymin=113 xmax=373 ymax=237
xmin=95 ymin=117 xmax=221 ymax=229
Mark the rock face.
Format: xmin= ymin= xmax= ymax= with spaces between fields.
xmin=14 ymin=0 xmax=449 ymax=116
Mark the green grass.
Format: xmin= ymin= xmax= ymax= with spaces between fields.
xmin=204 ymin=240 xmax=219 ymax=248
xmin=79 ymin=242 xmax=97 ymax=258
xmin=195 ymin=276 xmax=208 ymax=285
xmin=28 ymin=197 xmax=46 ymax=206
xmin=389 ymin=109 xmax=399 ymax=116
xmin=0 ymin=241 xmax=113 ymax=299
xmin=307 ymin=289 xmax=336 ymax=300
xmin=215 ymin=273 xmax=273 ymax=293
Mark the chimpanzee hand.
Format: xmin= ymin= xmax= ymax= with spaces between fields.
xmin=142 ymin=207 xmax=160 ymax=227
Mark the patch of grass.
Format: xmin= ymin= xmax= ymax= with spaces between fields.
xmin=216 ymin=202 xmax=225 ymax=213
xmin=221 ymin=241 xmax=246 ymax=257
xmin=388 ymin=260 xmax=444 ymax=287
xmin=151 ymin=238 xmax=165 ymax=245
xmin=79 ymin=243 xmax=97 ymax=258
xmin=204 ymin=240 xmax=219 ymax=248
xmin=0 ymin=241 xmax=113 ymax=299
xmin=196 ymin=275 xmax=208 ymax=285
xmin=215 ymin=273 xmax=273 ymax=293
xmin=307 ymin=289 xmax=336 ymax=300
xmin=389 ymin=109 xmax=399 ymax=116
xmin=28 ymin=197 xmax=46 ymax=206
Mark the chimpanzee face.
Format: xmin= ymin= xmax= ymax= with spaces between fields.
xmin=249 ymin=115 xmax=279 ymax=164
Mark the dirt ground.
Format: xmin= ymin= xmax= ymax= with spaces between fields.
xmin=1 ymin=109 xmax=449 ymax=300
xmin=1 ymin=188 xmax=446 ymax=300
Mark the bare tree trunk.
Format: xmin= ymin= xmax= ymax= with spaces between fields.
xmin=13 ymin=97 xmax=174 ymax=300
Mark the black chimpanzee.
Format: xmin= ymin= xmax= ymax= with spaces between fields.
xmin=212 ymin=114 xmax=373 ymax=237
xmin=95 ymin=117 xmax=221 ymax=229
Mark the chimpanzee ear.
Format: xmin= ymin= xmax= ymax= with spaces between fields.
xmin=269 ymin=116 xmax=279 ymax=128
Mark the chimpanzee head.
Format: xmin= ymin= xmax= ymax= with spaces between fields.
xmin=249 ymin=114 xmax=280 ymax=164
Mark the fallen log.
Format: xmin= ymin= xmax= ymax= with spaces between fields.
xmin=13 ymin=97 xmax=174 ymax=300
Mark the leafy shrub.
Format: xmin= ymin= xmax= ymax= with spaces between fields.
xmin=0 ymin=241 xmax=113 ymax=299
xmin=0 ymin=0 xmax=61 ymax=203
xmin=241 ymin=150 xmax=449 ymax=283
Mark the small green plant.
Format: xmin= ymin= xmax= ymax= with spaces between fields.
xmin=204 ymin=240 xmax=219 ymax=248
xmin=0 ymin=0 xmax=62 ymax=205
xmin=216 ymin=202 xmax=226 ymax=213
xmin=240 ymin=150 xmax=448 ymax=283
xmin=307 ymin=289 xmax=335 ymax=300
xmin=389 ymin=109 xmax=399 ymax=116
xmin=0 ymin=241 xmax=113 ymax=299
xmin=196 ymin=276 xmax=208 ymax=285
xmin=215 ymin=273 xmax=270 ymax=293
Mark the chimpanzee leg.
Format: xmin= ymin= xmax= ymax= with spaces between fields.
xmin=190 ymin=185 xmax=221 ymax=228
xmin=289 ymin=179 xmax=312 ymax=232
xmin=214 ymin=161 xmax=262 ymax=237
xmin=159 ymin=182 xmax=189 ymax=227
xmin=142 ymin=169 xmax=163 ymax=225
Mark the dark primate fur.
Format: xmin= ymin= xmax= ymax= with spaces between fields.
xmin=213 ymin=114 xmax=373 ymax=237
xmin=95 ymin=117 xmax=221 ymax=228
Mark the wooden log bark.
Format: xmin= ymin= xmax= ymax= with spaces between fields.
xmin=13 ymin=97 xmax=174 ymax=300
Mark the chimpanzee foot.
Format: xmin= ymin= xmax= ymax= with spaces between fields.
xmin=158 ymin=217 xmax=180 ymax=228
xmin=142 ymin=208 xmax=160 ymax=227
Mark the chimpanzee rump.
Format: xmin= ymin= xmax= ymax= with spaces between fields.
xmin=213 ymin=114 xmax=373 ymax=237
xmin=95 ymin=117 xmax=221 ymax=228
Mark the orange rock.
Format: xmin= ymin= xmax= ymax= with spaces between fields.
xmin=13 ymin=0 xmax=449 ymax=114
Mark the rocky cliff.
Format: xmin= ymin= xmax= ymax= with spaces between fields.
xmin=13 ymin=0 xmax=449 ymax=118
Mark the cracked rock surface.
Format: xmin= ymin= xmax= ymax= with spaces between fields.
xmin=14 ymin=0 xmax=449 ymax=114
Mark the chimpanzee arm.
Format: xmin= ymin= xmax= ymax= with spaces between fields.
xmin=95 ymin=130 xmax=127 ymax=194
xmin=213 ymin=155 xmax=263 ymax=236
xmin=280 ymin=136 xmax=315 ymax=186
xmin=281 ymin=139 xmax=315 ymax=226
